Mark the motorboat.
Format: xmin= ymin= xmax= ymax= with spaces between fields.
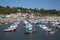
xmin=4 ymin=23 xmax=18 ymax=32
xmin=4 ymin=27 xmax=16 ymax=32
xmin=38 ymin=24 xmax=52 ymax=31
xmin=24 ymin=20 xmax=35 ymax=34
xmin=45 ymin=28 xmax=52 ymax=31
xmin=42 ymin=26 xmax=48 ymax=30
xmin=47 ymin=30 xmax=55 ymax=35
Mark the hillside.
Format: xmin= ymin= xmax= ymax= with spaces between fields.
xmin=0 ymin=6 xmax=60 ymax=16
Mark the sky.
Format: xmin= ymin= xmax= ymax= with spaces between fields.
xmin=0 ymin=0 xmax=60 ymax=10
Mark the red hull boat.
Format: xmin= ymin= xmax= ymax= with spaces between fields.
xmin=4 ymin=27 xmax=17 ymax=32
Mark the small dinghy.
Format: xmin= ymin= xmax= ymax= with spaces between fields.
xmin=4 ymin=23 xmax=18 ymax=32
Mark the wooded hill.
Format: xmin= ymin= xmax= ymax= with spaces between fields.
xmin=0 ymin=6 xmax=60 ymax=16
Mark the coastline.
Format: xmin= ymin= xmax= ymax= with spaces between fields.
xmin=0 ymin=16 xmax=60 ymax=23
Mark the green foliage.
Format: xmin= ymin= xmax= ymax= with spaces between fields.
xmin=0 ymin=6 xmax=60 ymax=16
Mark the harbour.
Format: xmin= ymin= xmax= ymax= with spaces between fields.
xmin=0 ymin=0 xmax=60 ymax=40
xmin=0 ymin=19 xmax=60 ymax=40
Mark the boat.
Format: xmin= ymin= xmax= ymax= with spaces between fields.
xmin=24 ymin=29 xmax=35 ymax=34
xmin=4 ymin=27 xmax=16 ymax=32
xmin=24 ymin=20 xmax=35 ymax=34
xmin=38 ymin=24 xmax=48 ymax=29
xmin=14 ymin=22 xmax=19 ymax=25
xmin=5 ymin=23 xmax=8 ymax=24
xmin=4 ymin=23 xmax=18 ymax=32
xmin=38 ymin=24 xmax=52 ymax=32
xmin=47 ymin=30 xmax=55 ymax=35
xmin=53 ymin=22 xmax=60 ymax=29
xmin=42 ymin=26 xmax=48 ymax=30
xmin=45 ymin=28 xmax=52 ymax=31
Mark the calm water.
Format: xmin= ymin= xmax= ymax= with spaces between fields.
xmin=0 ymin=22 xmax=60 ymax=40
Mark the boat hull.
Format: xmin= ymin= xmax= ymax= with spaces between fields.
xmin=4 ymin=30 xmax=12 ymax=32
xmin=4 ymin=28 xmax=16 ymax=32
xmin=24 ymin=29 xmax=36 ymax=34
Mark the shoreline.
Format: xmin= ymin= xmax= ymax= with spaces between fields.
xmin=0 ymin=16 xmax=60 ymax=23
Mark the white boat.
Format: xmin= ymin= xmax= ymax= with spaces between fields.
xmin=49 ymin=31 xmax=55 ymax=34
xmin=24 ymin=20 xmax=29 ymax=24
xmin=38 ymin=24 xmax=52 ymax=31
xmin=42 ymin=26 xmax=48 ymax=30
xmin=14 ymin=22 xmax=19 ymax=25
xmin=57 ymin=24 xmax=60 ymax=28
xmin=24 ymin=20 xmax=35 ymax=34
xmin=45 ymin=28 xmax=52 ymax=31
xmin=5 ymin=23 xmax=8 ymax=24
xmin=47 ymin=30 xmax=55 ymax=34
xmin=4 ymin=23 xmax=18 ymax=32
